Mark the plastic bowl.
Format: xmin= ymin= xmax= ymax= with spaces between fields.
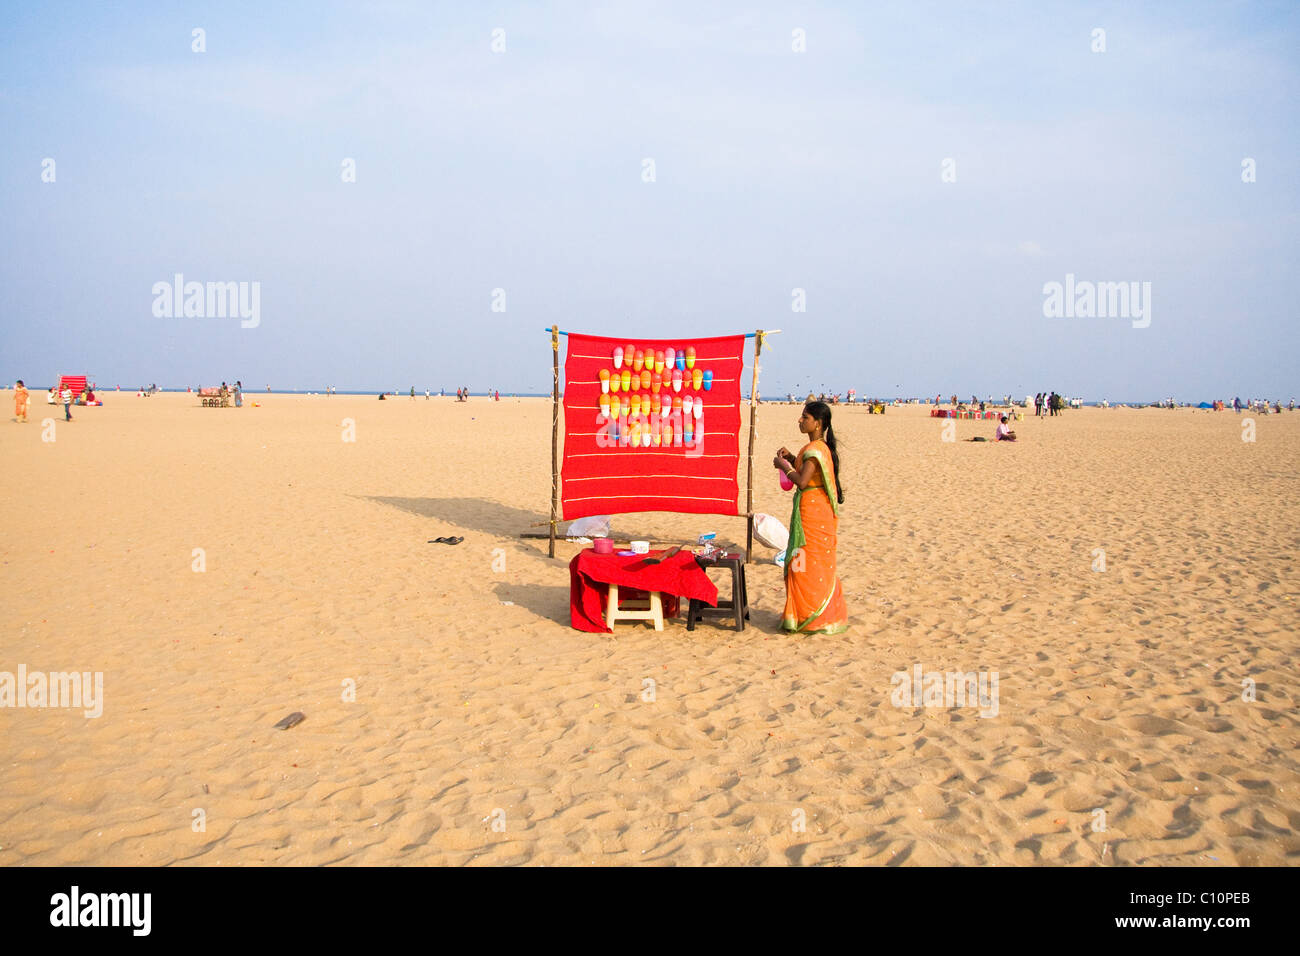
xmin=593 ymin=537 xmax=614 ymax=554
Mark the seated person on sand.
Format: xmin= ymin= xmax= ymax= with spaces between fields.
xmin=995 ymin=415 xmax=1017 ymax=442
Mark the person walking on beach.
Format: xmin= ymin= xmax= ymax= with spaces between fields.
xmin=13 ymin=380 xmax=29 ymax=423
xmin=774 ymin=401 xmax=847 ymax=635
xmin=1034 ymin=393 xmax=1042 ymax=417
xmin=60 ymin=382 xmax=73 ymax=421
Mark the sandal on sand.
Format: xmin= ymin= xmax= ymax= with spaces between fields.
xmin=428 ymin=536 xmax=464 ymax=545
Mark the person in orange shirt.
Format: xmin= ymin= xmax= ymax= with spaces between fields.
xmin=13 ymin=380 xmax=29 ymax=422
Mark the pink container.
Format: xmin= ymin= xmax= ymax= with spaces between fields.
xmin=593 ymin=537 xmax=614 ymax=554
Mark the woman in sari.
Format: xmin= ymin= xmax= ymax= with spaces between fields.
xmin=13 ymin=380 xmax=29 ymax=423
xmin=774 ymin=401 xmax=847 ymax=634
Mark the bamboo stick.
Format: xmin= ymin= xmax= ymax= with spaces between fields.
xmin=745 ymin=329 xmax=763 ymax=564
xmin=550 ymin=325 xmax=560 ymax=558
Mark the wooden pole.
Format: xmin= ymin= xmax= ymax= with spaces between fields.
xmin=550 ymin=325 xmax=560 ymax=558
xmin=745 ymin=329 xmax=763 ymax=564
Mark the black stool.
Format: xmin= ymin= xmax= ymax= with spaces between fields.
xmin=686 ymin=551 xmax=750 ymax=632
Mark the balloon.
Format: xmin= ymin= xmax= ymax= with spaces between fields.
xmin=651 ymin=374 xmax=661 ymax=394
xmin=613 ymin=347 xmax=623 ymax=369
xmin=620 ymin=370 xmax=631 ymax=392
xmin=641 ymin=394 xmax=652 ymax=416
xmin=692 ymin=368 xmax=703 ymax=390
xmin=633 ymin=349 xmax=644 ymax=373
xmin=599 ymin=368 xmax=610 ymax=393
xmin=676 ymin=353 xmax=686 ymax=371
xmin=599 ymin=395 xmax=610 ymax=416
xmin=683 ymin=421 xmax=694 ymax=444
xmin=693 ymin=400 xmax=702 ymax=419
xmin=686 ymin=346 xmax=696 ymax=369
xmin=672 ymin=395 xmax=682 ymax=413
xmin=672 ymin=369 xmax=682 ymax=392
xmin=779 ymin=470 xmax=794 ymax=491
xmin=654 ymin=350 xmax=665 ymax=373
xmin=702 ymin=370 xmax=713 ymax=391
xmin=609 ymin=372 xmax=620 ymax=393
xmin=682 ymin=395 xmax=693 ymax=415
xmin=640 ymin=369 xmax=651 ymax=390
xmin=664 ymin=348 xmax=675 ymax=369
xmin=663 ymin=422 xmax=674 ymax=446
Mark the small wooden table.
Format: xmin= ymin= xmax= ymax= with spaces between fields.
xmin=686 ymin=551 xmax=750 ymax=633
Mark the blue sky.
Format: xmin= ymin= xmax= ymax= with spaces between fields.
xmin=2 ymin=1 xmax=1297 ymax=399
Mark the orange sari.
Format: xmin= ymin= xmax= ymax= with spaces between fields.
xmin=781 ymin=440 xmax=847 ymax=634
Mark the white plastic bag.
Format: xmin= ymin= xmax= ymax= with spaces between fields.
xmin=751 ymin=513 xmax=789 ymax=552
xmin=567 ymin=515 xmax=612 ymax=538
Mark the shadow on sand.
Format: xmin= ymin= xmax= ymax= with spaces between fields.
xmin=361 ymin=495 xmax=550 ymax=538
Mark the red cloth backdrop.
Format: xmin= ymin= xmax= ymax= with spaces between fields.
xmin=562 ymin=333 xmax=746 ymax=519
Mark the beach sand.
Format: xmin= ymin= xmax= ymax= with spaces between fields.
xmin=1 ymin=392 xmax=1296 ymax=865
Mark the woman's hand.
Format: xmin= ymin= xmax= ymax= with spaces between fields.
xmin=773 ymin=454 xmax=788 ymax=471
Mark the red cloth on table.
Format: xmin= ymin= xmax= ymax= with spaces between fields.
xmin=569 ymin=549 xmax=718 ymax=633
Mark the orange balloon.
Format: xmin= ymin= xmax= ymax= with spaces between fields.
xmin=633 ymin=349 xmax=644 ymax=373
xmin=640 ymin=369 xmax=651 ymax=390
xmin=692 ymin=368 xmax=703 ymax=390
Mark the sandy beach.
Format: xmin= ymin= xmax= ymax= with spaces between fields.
xmin=1 ymin=392 xmax=1296 ymax=866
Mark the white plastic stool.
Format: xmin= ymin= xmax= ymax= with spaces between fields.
xmin=605 ymin=584 xmax=664 ymax=631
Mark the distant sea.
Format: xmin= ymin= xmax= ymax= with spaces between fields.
xmin=108 ymin=388 xmax=1170 ymax=406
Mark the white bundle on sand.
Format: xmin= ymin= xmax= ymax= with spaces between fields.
xmin=751 ymin=513 xmax=789 ymax=553
xmin=567 ymin=515 xmax=612 ymax=539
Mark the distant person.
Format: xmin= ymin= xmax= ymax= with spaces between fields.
xmin=425 ymin=388 xmax=430 ymax=400
xmin=1034 ymin=393 xmax=1043 ymax=417
xmin=47 ymin=387 xmax=56 ymax=405
xmin=13 ymin=380 xmax=29 ymax=423
xmin=234 ymin=381 xmax=243 ymax=407
xmin=995 ymin=415 xmax=1017 ymax=442
xmin=60 ymin=383 xmax=73 ymax=421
